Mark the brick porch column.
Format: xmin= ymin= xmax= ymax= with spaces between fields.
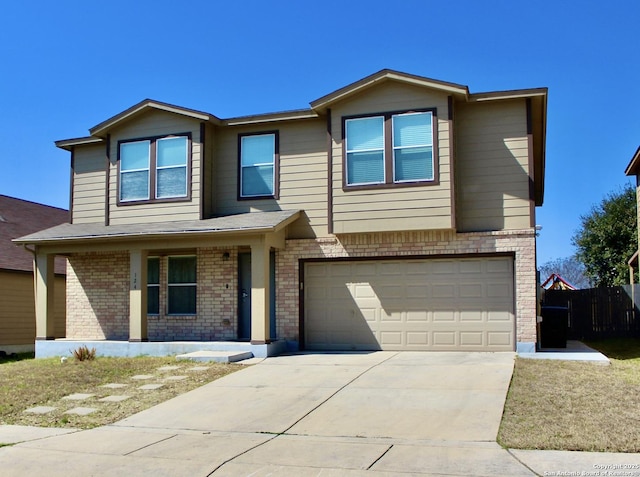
xmin=129 ymin=249 xmax=148 ymax=342
xmin=35 ymin=253 xmax=55 ymax=340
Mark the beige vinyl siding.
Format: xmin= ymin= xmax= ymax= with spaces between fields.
xmin=0 ymin=271 xmax=66 ymax=346
xmin=331 ymin=81 xmax=454 ymax=234
xmin=455 ymin=100 xmax=532 ymax=232
xmin=72 ymin=144 xmax=106 ymax=224
xmin=214 ymin=119 xmax=328 ymax=238
xmin=108 ymin=110 xmax=203 ymax=225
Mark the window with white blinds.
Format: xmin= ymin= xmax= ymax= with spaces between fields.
xmin=344 ymin=110 xmax=434 ymax=187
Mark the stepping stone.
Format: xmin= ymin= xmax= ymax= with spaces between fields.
xmin=176 ymin=350 xmax=253 ymax=363
xmin=62 ymin=393 xmax=94 ymax=401
xmin=157 ymin=366 xmax=181 ymax=372
xmin=102 ymin=383 xmax=127 ymax=389
xmin=65 ymin=407 xmax=97 ymax=416
xmin=99 ymin=395 xmax=130 ymax=403
xmin=138 ymin=384 xmax=164 ymax=390
xmin=24 ymin=406 xmax=56 ymax=414
xmin=164 ymin=375 xmax=187 ymax=381
xmin=187 ymin=366 xmax=209 ymax=372
xmin=131 ymin=375 xmax=154 ymax=380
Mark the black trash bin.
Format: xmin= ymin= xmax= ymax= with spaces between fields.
xmin=540 ymin=305 xmax=568 ymax=348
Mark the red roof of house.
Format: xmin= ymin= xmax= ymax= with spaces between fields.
xmin=0 ymin=195 xmax=68 ymax=274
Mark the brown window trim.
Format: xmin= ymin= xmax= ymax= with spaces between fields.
xmin=237 ymin=130 xmax=280 ymax=201
xmin=341 ymin=108 xmax=439 ymax=191
xmin=116 ymin=132 xmax=192 ymax=206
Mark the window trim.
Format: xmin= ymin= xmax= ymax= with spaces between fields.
xmin=237 ymin=130 xmax=280 ymax=200
xmin=341 ymin=108 xmax=439 ymax=191
xmin=117 ymin=132 xmax=192 ymax=206
xmin=167 ymin=255 xmax=197 ymax=316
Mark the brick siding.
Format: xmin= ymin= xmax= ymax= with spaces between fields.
xmin=65 ymin=230 xmax=536 ymax=346
xmin=276 ymin=229 xmax=537 ymax=345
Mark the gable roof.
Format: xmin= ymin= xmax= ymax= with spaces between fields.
xmin=625 ymin=146 xmax=640 ymax=176
xmin=89 ymin=99 xmax=221 ymax=137
xmin=310 ymin=69 xmax=469 ymax=113
xmin=541 ymin=273 xmax=577 ymax=290
xmin=0 ymin=195 xmax=68 ymax=273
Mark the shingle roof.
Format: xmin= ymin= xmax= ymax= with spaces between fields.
xmin=0 ymin=195 xmax=68 ymax=273
xmin=13 ymin=210 xmax=301 ymax=246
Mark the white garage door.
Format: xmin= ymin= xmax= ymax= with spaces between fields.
xmin=304 ymin=256 xmax=515 ymax=351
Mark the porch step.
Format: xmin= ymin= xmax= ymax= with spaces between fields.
xmin=175 ymin=350 xmax=254 ymax=363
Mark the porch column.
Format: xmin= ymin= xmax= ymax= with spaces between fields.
xmin=35 ymin=253 xmax=55 ymax=340
xmin=129 ymin=249 xmax=148 ymax=342
xmin=250 ymin=238 xmax=271 ymax=344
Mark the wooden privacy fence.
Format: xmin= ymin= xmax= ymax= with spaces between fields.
xmin=543 ymin=285 xmax=640 ymax=340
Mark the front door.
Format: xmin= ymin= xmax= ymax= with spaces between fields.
xmin=238 ymin=253 xmax=252 ymax=341
xmin=238 ymin=252 xmax=276 ymax=341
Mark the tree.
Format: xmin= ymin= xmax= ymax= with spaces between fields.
xmin=538 ymin=255 xmax=591 ymax=289
xmin=572 ymin=183 xmax=637 ymax=287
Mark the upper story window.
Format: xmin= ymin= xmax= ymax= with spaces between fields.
xmin=344 ymin=110 xmax=435 ymax=188
xmin=119 ymin=134 xmax=190 ymax=204
xmin=238 ymin=132 xmax=279 ymax=199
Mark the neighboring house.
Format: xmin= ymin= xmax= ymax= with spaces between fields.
xmin=541 ymin=273 xmax=576 ymax=291
xmin=0 ymin=195 xmax=67 ymax=353
xmin=15 ymin=70 xmax=547 ymax=357
xmin=624 ymin=146 xmax=640 ymax=284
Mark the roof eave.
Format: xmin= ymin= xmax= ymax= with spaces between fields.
xmin=55 ymin=136 xmax=105 ymax=151
xmin=88 ymin=99 xmax=221 ymax=137
xmin=469 ymin=87 xmax=548 ymax=102
xmin=13 ymin=227 xmax=276 ymax=247
xmin=625 ymin=146 xmax=640 ymax=176
xmin=12 ymin=211 xmax=302 ymax=247
xmin=222 ymin=109 xmax=319 ymax=126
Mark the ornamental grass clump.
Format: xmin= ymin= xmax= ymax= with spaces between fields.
xmin=72 ymin=345 xmax=96 ymax=362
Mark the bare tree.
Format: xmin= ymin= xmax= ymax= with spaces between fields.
xmin=538 ymin=256 xmax=592 ymax=289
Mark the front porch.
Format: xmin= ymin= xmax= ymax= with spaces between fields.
xmin=35 ymin=338 xmax=290 ymax=360
xmin=12 ymin=211 xmax=302 ymax=358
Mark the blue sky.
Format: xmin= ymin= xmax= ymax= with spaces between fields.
xmin=1 ymin=0 xmax=638 ymax=265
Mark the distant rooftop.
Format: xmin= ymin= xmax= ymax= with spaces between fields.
xmin=0 ymin=195 xmax=68 ymax=273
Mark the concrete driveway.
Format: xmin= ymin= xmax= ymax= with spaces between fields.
xmin=0 ymin=351 xmax=535 ymax=476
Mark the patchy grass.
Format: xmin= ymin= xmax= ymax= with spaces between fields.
xmin=0 ymin=355 xmax=243 ymax=429
xmin=498 ymin=338 xmax=640 ymax=452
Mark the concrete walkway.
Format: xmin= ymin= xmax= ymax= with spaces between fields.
xmin=0 ymin=352 xmax=638 ymax=476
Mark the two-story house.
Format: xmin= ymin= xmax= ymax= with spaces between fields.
xmin=15 ymin=70 xmax=547 ymax=358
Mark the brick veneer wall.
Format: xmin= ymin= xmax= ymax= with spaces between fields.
xmin=67 ymin=252 xmax=129 ymax=340
xmin=65 ymin=230 xmax=536 ymax=346
xmin=147 ymin=247 xmax=237 ymax=341
xmin=66 ymin=248 xmax=238 ymax=341
xmin=276 ymin=229 xmax=537 ymax=346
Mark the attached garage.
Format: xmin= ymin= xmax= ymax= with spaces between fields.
xmin=303 ymin=256 xmax=515 ymax=351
